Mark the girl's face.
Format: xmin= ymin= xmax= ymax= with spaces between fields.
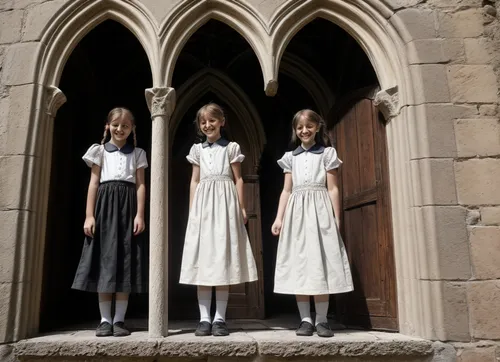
xmin=108 ymin=115 xmax=133 ymax=146
xmin=199 ymin=112 xmax=224 ymax=141
xmin=295 ymin=116 xmax=319 ymax=147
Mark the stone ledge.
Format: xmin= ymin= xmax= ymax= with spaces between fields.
xmin=14 ymin=330 xmax=433 ymax=360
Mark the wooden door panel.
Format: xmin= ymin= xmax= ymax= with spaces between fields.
xmin=333 ymin=94 xmax=397 ymax=331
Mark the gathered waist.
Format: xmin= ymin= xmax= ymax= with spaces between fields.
xmin=200 ymin=175 xmax=233 ymax=183
xmin=292 ymin=183 xmax=327 ymax=193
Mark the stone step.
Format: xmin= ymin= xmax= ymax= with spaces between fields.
xmin=14 ymin=329 xmax=435 ymax=362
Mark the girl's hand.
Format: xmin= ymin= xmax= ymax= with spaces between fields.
xmin=134 ymin=215 xmax=145 ymax=235
xmin=242 ymin=208 xmax=248 ymax=224
xmin=271 ymin=219 xmax=282 ymax=236
xmin=83 ymin=216 xmax=95 ymax=237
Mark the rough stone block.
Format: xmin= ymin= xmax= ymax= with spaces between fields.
xmin=417 ymin=206 xmax=470 ymax=280
xmin=447 ymin=65 xmax=498 ymax=103
xmin=408 ymin=104 xmax=477 ymax=158
xmin=411 ymin=158 xmax=457 ymax=205
xmin=22 ymin=0 xmax=70 ymax=41
xmin=0 ymin=10 xmax=23 ymax=44
xmin=389 ymin=9 xmax=436 ymax=43
xmin=479 ymin=104 xmax=499 ymax=117
xmin=437 ymin=8 xmax=483 ymax=38
xmin=0 ymin=344 xmax=15 ymax=362
xmin=443 ymin=38 xmax=466 ymax=64
xmin=455 ymin=159 xmax=500 ymax=205
xmin=410 ymin=65 xmax=450 ymax=104
xmin=469 ymin=227 xmax=500 ymax=279
xmin=0 ymin=155 xmax=34 ymax=210
xmin=465 ymin=38 xmax=495 ymax=64
xmin=454 ymin=118 xmax=500 ymax=157
xmin=1 ymin=42 xmax=43 ymax=85
xmin=0 ymin=210 xmax=28 ymax=283
xmin=457 ymin=346 xmax=496 ymax=362
xmin=481 ymin=207 xmax=500 ymax=225
xmin=428 ymin=0 xmax=482 ymax=7
xmin=407 ymin=39 xmax=448 ymax=64
xmin=467 ymin=281 xmax=500 ymax=339
xmin=381 ymin=0 xmax=425 ymax=10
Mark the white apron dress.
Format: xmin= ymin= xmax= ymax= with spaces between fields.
xmin=274 ymin=144 xmax=354 ymax=295
xmin=179 ymin=139 xmax=258 ymax=286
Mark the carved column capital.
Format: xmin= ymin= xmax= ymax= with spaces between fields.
xmin=145 ymin=87 xmax=176 ymax=119
xmin=374 ymin=86 xmax=399 ymax=120
xmin=46 ymin=86 xmax=67 ymax=117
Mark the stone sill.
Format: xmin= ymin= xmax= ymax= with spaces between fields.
xmin=14 ymin=320 xmax=433 ymax=361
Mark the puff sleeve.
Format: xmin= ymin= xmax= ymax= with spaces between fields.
xmin=229 ymin=142 xmax=245 ymax=164
xmin=186 ymin=144 xmax=200 ymax=166
xmin=277 ymin=152 xmax=292 ymax=173
xmin=135 ymin=148 xmax=148 ymax=169
xmin=323 ymin=147 xmax=342 ymax=171
xmin=82 ymin=143 xmax=103 ymax=168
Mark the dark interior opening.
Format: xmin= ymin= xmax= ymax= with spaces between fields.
xmin=40 ymin=20 xmax=152 ymax=332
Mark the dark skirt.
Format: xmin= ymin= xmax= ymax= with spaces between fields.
xmin=72 ymin=181 xmax=148 ymax=293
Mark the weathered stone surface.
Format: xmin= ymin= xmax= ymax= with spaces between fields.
xmin=465 ymin=38 xmax=495 ymax=64
xmin=427 ymin=0 xmax=482 ymax=8
xmin=457 ymin=346 xmax=496 ymax=362
xmin=0 ymin=10 xmax=23 ymax=44
xmin=481 ymin=207 xmax=500 ymax=225
xmin=239 ymin=0 xmax=285 ymax=22
xmin=454 ymin=118 xmax=500 ymax=157
xmin=138 ymin=0 xmax=182 ymax=24
xmin=469 ymin=227 xmax=500 ymax=279
xmin=417 ymin=206 xmax=470 ymax=280
xmin=389 ymin=9 xmax=436 ymax=43
xmin=410 ymin=65 xmax=450 ymax=104
xmin=467 ymin=281 xmax=500 ymax=339
xmin=411 ymin=158 xmax=457 ymax=205
xmin=0 ymin=343 xmax=15 ymax=362
xmin=466 ymin=209 xmax=480 ymax=225
xmin=431 ymin=341 xmax=457 ymax=362
xmin=408 ymin=104 xmax=477 ymax=158
xmin=447 ymin=65 xmax=498 ymax=103
xmin=443 ymin=38 xmax=466 ymax=64
xmin=0 ymin=210 xmax=28 ymax=282
xmin=1 ymin=42 xmax=43 ymax=85
xmin=0 ymin=156 xmax=34 ymax=210
xmin=437 ymin=8 xmax=483 ymax=38
xmin=407 ymin=39 xmax=448 ymax=64
xmin=455 ymin=159 xmax=500 ymax=205
xmin=0 ymin=0 xmax=46 ymax=10
xmin=382 ymin=0 xmax=425 ymax=10
xmin=479 ymin=104 xmax=499 ymax=117
xmin=22 ymin=0 xmax=71 ymax=41
xmin=0 ymin=282 xmax=16 ymax=342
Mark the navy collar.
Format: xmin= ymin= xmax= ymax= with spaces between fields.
xmin=104 ymin=142 xmax=135 ymax=154
xmin=292 ymin=143 xmax=325 ymax=156
xmin=202 ymin=137 xmax=230 ymax=148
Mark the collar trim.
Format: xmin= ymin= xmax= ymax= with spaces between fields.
xmin=292 ymin=143 xmax=325 ymax=156
xmin=202 ymin=137 xmax=230 ymax=148
xmin=104 ymin=142 xmax=135 ymax=154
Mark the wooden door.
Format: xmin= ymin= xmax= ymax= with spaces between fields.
xmin=332 ymin=95 xmax=397 ymax=330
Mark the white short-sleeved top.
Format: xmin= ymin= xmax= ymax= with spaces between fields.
xmin=82 ymin=143 xmax=148 ymax=184
xmin=277 ymin=144 xmax=342 ymax=186
xmin=186 ymin=138 xmax=244 ymax=179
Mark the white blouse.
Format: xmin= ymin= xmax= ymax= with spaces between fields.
xmin=82 ymin=143 xmax=148 ymax=184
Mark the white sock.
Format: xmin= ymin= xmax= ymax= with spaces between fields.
xmin=99 ymin=301 xmax=112 ymax=324
xmin=297 ymin=301 xmax=313 ymax=324
xmin=113 ymin=299 xmax=129 ymax=324
xmin=314 ymin=301 xmax=329 ymax=326
xmin=214 ymin=287 xmax=229 ymax=323
xmin=198 ymin=287 xmax=212 ymax=323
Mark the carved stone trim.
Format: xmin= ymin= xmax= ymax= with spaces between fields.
xmin=145 ymin=87 xmax=176 ymax=119
xmin=374 ymin=86 xmax=400 ymax=120
xmin=46 ymin=86 xmax=67 ymax=117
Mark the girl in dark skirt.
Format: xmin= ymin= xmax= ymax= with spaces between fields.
xmin=72 ymin=107 xmax=148 ymax=337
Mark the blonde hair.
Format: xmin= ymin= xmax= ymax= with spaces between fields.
xmin=291 ymin=109 xmax=330 ymax=147
xmin=100 ymin=107 xmax=137 ymax=146
xmin=194 ymin=103 xmax=225 ymax=138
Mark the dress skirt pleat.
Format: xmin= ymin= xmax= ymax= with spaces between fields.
xmin=72 ymin=181 xmax=148 ymax=293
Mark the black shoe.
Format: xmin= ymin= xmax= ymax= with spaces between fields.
xmin=316 ymin=322 xmax=334 ymax=337
xmin=95 ymin=321 xmax=113 ymax=337
xmin=295 ymin=321 xmax=314 ymax=336
xmin=212 ymin=321 xmax=229 ymax=336
xmin=195 ymin=321 xmax=212 ymax=336
xmin=113 ymin=321 xmax=131 ymax=337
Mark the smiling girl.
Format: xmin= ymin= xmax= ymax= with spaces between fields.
xmin=72 ymin=107 xmax=148 ymax=337
xmin=179 ymin=103 xmax=257 ymax=337
xmin=271 ymin=109 xmax=353 ymax=338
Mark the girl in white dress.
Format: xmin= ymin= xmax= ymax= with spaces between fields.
xmin=180 ymin=103 xmax=258 ymax=337
xmin=271 ymin=109 xmax=353 ymax=338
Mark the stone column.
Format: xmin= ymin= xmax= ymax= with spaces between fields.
xmin=145 ymin=87 xmax=176 ymax=338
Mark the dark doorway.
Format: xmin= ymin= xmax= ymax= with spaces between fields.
xmin=40 ymin=20 xmax=152 ymax=332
